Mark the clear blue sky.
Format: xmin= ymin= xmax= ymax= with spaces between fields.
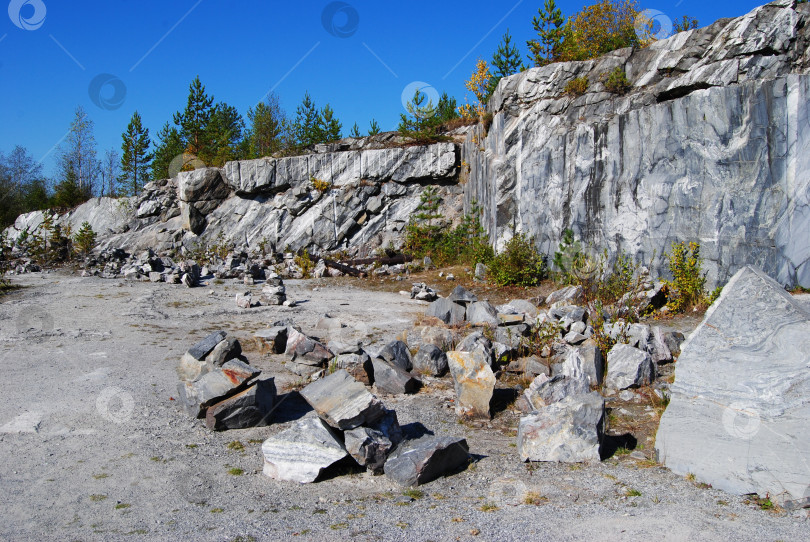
xmin=0 ymin=0 xmax=766 ymax=179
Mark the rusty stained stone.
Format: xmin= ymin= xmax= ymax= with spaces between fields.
xmin=446 ymin=350 xmax=495 ymax=419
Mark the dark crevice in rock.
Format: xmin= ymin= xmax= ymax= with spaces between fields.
xmin=656 ymin=82 xmax=714 ymax=103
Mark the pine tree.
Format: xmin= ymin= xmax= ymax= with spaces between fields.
xmin=489 ymin=30 xmax=524 ymax=96
xmin=119 ymin=111 xmax=152 ymax=196
xmin=435 ymin=92 xmax=459 ymax=123
xmin=398 ymin=88 xmax=437 ymax=141
xmin=527 ymin=0 xmax=565 ymax=66
xmin=52 ymin=160 xmax=89 ymax=209
xmin=368 ymin=119 xmax=381 ymax=136
xmin=173 ymin=76 xmax=215 ymax=158
xmin=350 ymin=123 xmax=361 ymax=138
xmin=208 ymin=103 xmax=245 ymax=165
xmin=292 ymin=92 xmax=323 ymax=149
xmin=151 ymin=122 xmax=184 ymax=181
xmin=247 ymin=93 xmax=289 ymax=158
xmin=318 ymin=104 xmax=342 ymax=142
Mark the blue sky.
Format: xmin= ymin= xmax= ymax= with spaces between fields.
xmin=0 ymin=0 xmax=766 ymax=179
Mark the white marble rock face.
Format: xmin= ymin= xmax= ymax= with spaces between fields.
xmin=655 ymin=266 xmax=810 ymax=505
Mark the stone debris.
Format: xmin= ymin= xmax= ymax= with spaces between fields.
xmin=517 ymin=392 xmax=605 ymax=463
xmin=410 ymin=283 xmax=438 ymax=302
xmin=384 ymin=435 xmax=470 ymax=487
xmin=524 ymin=374 xmax=590 ymax=410
xmin=544 ymin=285 xmax=583 ymax=306
xmin=465 ymin=301 xmax=500 ymax=327
xmin=205 ymin=337 xmax=242 ymax=366
xmin=187 ymin=331 xmax=227 ymax=361
xmin=254 ymin=326 xmax=288 ymax=354
xmin=446 ymin=351 xmax=495 ymax=419
xmin=261 ymin=415 xmax=349 ymax=483
xmin=448 ymin=285 xmax=477 ymax=304
xmin=379 ymin=340 xmax=413 ymax=371
xmin=605 ymin=344 xmax=655 ymax=390
xmin=299 ymin=370 xmax=385 ymax=430
xmin=425 ymin=298 xmax=466 ymax=325
xmin=413 ymin=344 xmax=448 ymax=376
xmin=205 ymin=378 xmax=276 ymax=431
xmin=177 ymin=359 xmax=261 ymax=418
xmin=344 ymin=409 xmax=403 ymax=474
xmin=371 ymin=358 xmax=421 ymax=395
xmin=285 ymin=327 xmax=333 ymax=366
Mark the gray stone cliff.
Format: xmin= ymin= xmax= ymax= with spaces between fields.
xmin=462 ymin=0 xmax=810 ymax=287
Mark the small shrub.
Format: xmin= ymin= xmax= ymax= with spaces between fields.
xmin=73 ymin=221 xmax=97 ymax=258
xmin=310 ymin=176 xmax=330 ymax=193
xmin=294 ymin=249 xmax=314 ymax=277
xmin=604 ymin=67 xmax=631 ymax=94
xmin=564 ymin=76 xmax=589 ymax=96
xmin=664 ymin=241 xmax=706 ymax=313
xmin=488 ymin=232 xmax=547 ymax=287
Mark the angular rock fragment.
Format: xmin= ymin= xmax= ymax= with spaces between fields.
xmin=570 ymin=340 xmax=604 ymax=385
xmin=384 ymin=435 xmax=469 ymax=486
xmin=379 ymin=340 xmax=413 ymax=371
xmin=254 ymin=326 xmax=287 ymax=354
xmin=425 ymin=298 xmax=466 ymax=325
xmin=177 ymin=352 xmax=214 ymax=383
xmin=261 ymin=416 xmax=349 ymax=483
xmin=300 ymin=369 xmax=384 ymax=430
xmin=205 ymin=337 xmax=242 ymax=366
xmin=285 ymin=327 xmax=333 ymax=365
xmin=447 ymin=285 xmax=477 ymax=304
xmin=517 ymin=392 xmax=604 ymax=463
xmin=466 ymin=301 xmax=500 ymax=327
xmin=187 ymin=330 xmax=227 ymax=361
xmin=656 ymin=266 xmax=810 ymax=505
xmin=545 ymin=285 xmax=582 ymax=306
xmin=177 ymin=359 xmax=261 ymax=418
xmin=205 ymin=378 xmax=276 ymax=430
xmin=413 ymin=344 xmax=448 ymax=376
xmin=344 ymin=409 xmax=403 ymax=474
xmin=371 ymin=358 xmax=420 ymax=395
xmin=446 ymin=351 xmax=495 ymax=419
xmin=333 ymin=352 xmax=372 ymax=384
xmin=524 ymin=374 xmax=590 ymax=410
xmin=606 ymin=344 xmax=655 ymax=390
xmin=649 ymin=326 xmax=673 ymax=364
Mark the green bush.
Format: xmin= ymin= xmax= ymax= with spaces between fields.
xmin=604 ymin=67 xmax=631 ymax=94
xmin=404 ymin=196 xmax=493 ymax=267
xmin=564 ymin=76 xmax=589 ymax=96
xmin=488 ymin=232 xmax=547 ymax=286
xmin=664 ymin=241 xmax=706 ymax=313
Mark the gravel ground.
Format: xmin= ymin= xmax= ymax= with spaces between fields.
xmin=0 ymin=271 xmax=807 ymax=541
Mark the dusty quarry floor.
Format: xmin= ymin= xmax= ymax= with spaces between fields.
xmin=0 ymin=270 xmax=807 ymax=541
